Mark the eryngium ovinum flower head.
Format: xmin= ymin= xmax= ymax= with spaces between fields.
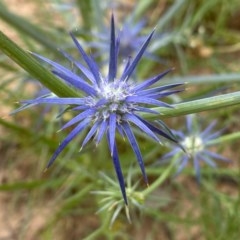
xmin=160 ymin=114 xmax=229 ymax=181
xmin=22 ymin=14 xmax=182 ymax=204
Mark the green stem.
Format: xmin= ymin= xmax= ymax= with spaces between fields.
xmin=60 ymin=184 xmax=93 ymax=212
xmin=134 ymin=0 xmax=156 ymax=20
xmin=206 ymin=132 xmax=240 ymax=146
xmin=83 ymin=226 xmax=105 ymax=240
xmin=142 ymin=161 xmax=175 ymax=197
xmin=83 ymin=211 xmax=111 ymax=240
xmin=0 ymin=30 xmax=80 ymax=98
xmin=75 ymin=0 xmax=93 ymax=31
xmin=142 ymin=91 xmax=240 ymax=119
xmin=0 ymin=118 xmax=57 ymax=146
xmin=142 ymin=167 xmax=238 ymax=178
xmin=161 ymin=73 xmax=240 ymax=85
xmin=156 ymin=0 xmax=187 ymax=30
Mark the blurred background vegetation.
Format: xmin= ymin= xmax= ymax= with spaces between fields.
xmin=0 ymin=0 xmax=240 ymax=239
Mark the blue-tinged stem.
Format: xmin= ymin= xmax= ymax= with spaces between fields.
xmin=142 ymin=91 xmax=240 ymax=119
xmin=0 ymin=31 xmax=80 ymax=98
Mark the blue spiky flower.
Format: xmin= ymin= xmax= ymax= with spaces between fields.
xmin=21 ymin=15 xmax=182 ymax=204
xmin=160 ymin=115 xmax=229 ymax=181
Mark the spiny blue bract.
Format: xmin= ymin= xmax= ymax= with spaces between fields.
xmin=22 ymin=14 xmax=182 ymax=204
xmin=160 ymin=115 xmax=230 ymax=182
xmin=89 ymin=16 xmax=157 ymax=61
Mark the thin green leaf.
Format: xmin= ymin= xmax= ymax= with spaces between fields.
xmin=142 ymin=91 xmax=240 ymax=119
xmin=0 ymin=31 xmax=80 ymax=98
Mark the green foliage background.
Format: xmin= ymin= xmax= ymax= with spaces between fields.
xmin=0 ymin=0 xmax=240 ymax=239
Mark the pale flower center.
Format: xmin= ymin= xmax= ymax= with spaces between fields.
xmin=93 ymin=79 xmax=134 ymax=121
xmin=182 ymin=135 xmax=204 ymax=155
xmin=99 ymin=79 xmax=130 ymax=102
